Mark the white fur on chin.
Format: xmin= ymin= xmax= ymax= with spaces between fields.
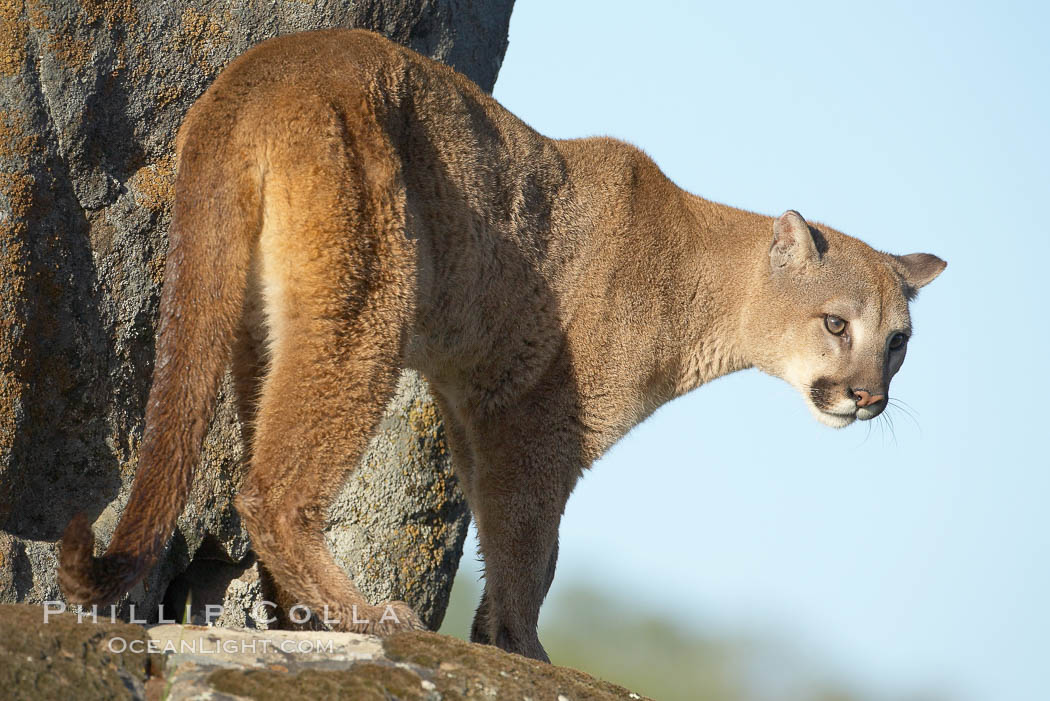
xmin=805 ymin=399 xmax=856 ymax=428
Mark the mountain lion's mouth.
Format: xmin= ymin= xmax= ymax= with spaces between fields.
xmin=813 ymin=407 xmax=857 ymax=428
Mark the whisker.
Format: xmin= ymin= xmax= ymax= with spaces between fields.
xmin=854 ymin=415 xmax=874 ymax=449
xmin=887 ymin=410 xmax=898 ymax=446
xmin=887 ymin=397 xmax=916 ymax=417
xmin=890 ymin=397 xmax=921 ymax=415
xmin=887 ymin=399 xmax=922 ymax=437
xmin=877 ymin=408 xmax=899 ymax=447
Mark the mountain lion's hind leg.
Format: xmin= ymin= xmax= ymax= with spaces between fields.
xmin=234 ymin=110 xmax=421 ymax=634
xmin=236 ymin=300 xmax=421 ymax=634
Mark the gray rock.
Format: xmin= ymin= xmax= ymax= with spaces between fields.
xmin=153 ymin=624 xmax=652 ymax=701
xmin=0 ymin=604 xmax=651 ymax=700
xmin=0 ymin=0 xmax=514 ymax=630
xmin=0 ymin=603 xmax=151 ymax=701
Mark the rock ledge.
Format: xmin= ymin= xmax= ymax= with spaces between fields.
xmin=0 ymin=604 xmax=650 ymax=701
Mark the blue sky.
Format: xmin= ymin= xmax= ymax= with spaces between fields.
xmin=458 ymin=2 xmax=1050 ymax=700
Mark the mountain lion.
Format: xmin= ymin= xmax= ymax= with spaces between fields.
xmin=58 ymin=29 xmax=946 ymax=662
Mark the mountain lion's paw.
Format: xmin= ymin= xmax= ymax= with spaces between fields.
xmin=336 ymin=600 xmax=425 ymax=636
xmin=374 ymin=600 xmax=426 ymax=635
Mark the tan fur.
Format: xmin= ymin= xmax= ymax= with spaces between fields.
xmin=58 ymin=29 xmax=945 ymax=661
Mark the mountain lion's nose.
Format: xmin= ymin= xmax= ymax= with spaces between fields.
xmin=852 ymin=388 xmax=885 ymax=407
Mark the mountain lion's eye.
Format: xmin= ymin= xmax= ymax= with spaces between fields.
xmin=889 ymin=333 xmax=908 ymax=350
xmin=824 ymin=315 xmax=847 ymax=336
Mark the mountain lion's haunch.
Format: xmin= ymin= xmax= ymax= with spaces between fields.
xmin=58 ymin=29 xmax=946 ymax=661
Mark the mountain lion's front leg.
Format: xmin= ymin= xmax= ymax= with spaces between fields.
xmin=466 ymin=375 xmax=586 ymax=661
xmin=470 ymin=540 xmax=559 ymax=650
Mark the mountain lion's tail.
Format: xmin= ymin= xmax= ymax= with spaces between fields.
xmin=59 ymin=119 xmax=259 ymax=605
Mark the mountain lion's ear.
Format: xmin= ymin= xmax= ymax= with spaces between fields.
xmin=893 ymin=253 xmax=947 ymax=298
xmin=771 ymin=210 xmax=821 ymax=270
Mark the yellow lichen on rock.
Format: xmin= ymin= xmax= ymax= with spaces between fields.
xmin=0 ymin=173 xmax=33 ymax=218
xmin=130 ymin=153 xmax=176 ymax=213
xmin=0 ymin=0 xmax=27 ymax=77
xmin=176 ymin=7 xmax=233 ymax=69
xmin=0 ymin=110 xmax=36 ymax=162
xmin=0 ymin=369 xmax=20 ymax=455
xmin=78 ymin=0 xmax=136 ymax=28
xmin=48 ymin=33 xmax=92 ymax=71
xmin=156 ymin=84 xmax=184 ymax=109
xmin=0 ymin=218 xmax=28 ymax=461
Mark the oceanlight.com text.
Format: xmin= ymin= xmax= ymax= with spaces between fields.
xmin=107 ymin=637 xmax=336 ymax=655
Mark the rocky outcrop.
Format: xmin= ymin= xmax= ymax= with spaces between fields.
xmin=0 ymin=603 xmax=151 ymax=699
xmin=0 ymin=603 xmax=650 ymax=701
xmin=0 ymin=1 xmax=515 ymax=628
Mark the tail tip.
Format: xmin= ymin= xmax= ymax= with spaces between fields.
xmin=58 ymin=512 xmax=102 ymax=605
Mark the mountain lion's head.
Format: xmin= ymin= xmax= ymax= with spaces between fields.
xmin=745 ymin=210 xmax=946 ymax=428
